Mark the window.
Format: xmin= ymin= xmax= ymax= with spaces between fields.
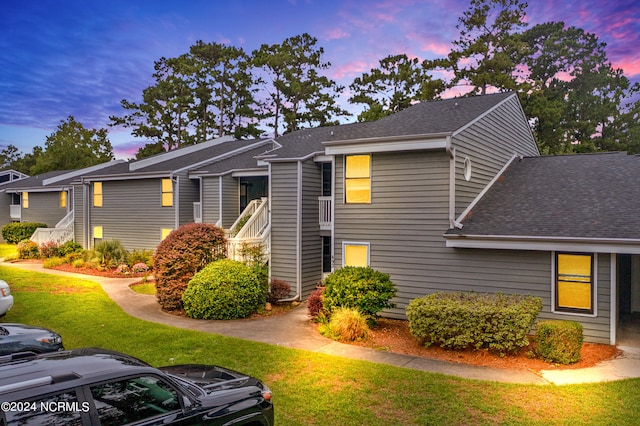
xmin=60 ymin=191 xmax=67 ymax=208
xmin=345 ymin=155 xmax=370 ymax=203
xmin=161 ymin=228 xmax=173 ymax=240
xmin=22 ymin=192 xmax=28 ymax=209
xmin=93 ymin=182 xmax=103 ymax=207
xmin=322 ymin=162 xmax=332 ymax=196
xmin=343 ymin=242 xmax=369 ymax=267
xmin=555 ymin=252 xmax=594 ymax=314
xmin=90 ymin=375 xmax=180 ymax=426
xmin=161 ymin=179 xmax=173 ymax=207
xmin=5 ymin=391 xmax=84 ymax=425
xmin=93 ymin=226 xmax=103 ymax=239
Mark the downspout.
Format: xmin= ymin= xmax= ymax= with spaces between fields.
xmin=218 ymin=176 xmax=223 ymax=228
xmin=295 ymin=160 xmax=302 ymax=300
xmin=446 ymin=136 xmax=456 ymax=229
xmin=83 ymin=181 xmax=90 ymax=249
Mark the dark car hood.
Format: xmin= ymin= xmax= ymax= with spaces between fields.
xmin=159 ymin=364 xmax=261 ymax=392
xmin=0 ymin=324 xmax=59 ymax=337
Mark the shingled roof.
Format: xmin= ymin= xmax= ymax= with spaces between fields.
xmin=267 ymin=92 xmax=516 ymax=160
xmin=446 ymin=152 xmax=640 ymax=242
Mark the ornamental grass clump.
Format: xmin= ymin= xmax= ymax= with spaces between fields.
xmin=182 ymin=259 xmax=267 ymax=320
xmin=319 ymin=307 xmax=370 ymax=342
xmin=406 ymin=292 xmax=542 ymax=355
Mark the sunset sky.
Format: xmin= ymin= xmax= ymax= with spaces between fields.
xmin=1 ymin=0 xmax=639 ymax=159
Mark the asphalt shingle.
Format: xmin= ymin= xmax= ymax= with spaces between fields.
xmin=447 ymin=152 xmax=640 ymax=240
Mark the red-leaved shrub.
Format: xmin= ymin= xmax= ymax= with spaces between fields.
xmin=307 ymin=288 xmax=326 ymax=319
xmin=153 ymin=223 xmax=227 ymax=311
xmin=267 ymin=279 xmax=291 ymax=304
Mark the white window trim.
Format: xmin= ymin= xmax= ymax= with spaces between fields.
xmin=344 ymin=154 xmax=372 ymax=204
xmin=551 ymin=251 xmax=598 ymax=318
xmin=342 ymin=241 xmax=370 ymax=267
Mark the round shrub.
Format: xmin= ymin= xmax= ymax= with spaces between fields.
xmin=323 ymin=266 xmax=397 ymax=319
xmin=182 ymin=259 xmax=266 ymax=320
xmin=39 ymin=241 xmax=59 ymax=258
xmin=154 ymin=223 xmax=227 ymax=311
xmin=59 ymin=240 xmax=83 ymax=256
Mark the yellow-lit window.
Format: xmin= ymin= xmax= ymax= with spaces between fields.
xmin=161 ymin=179 xmax=173 ymax=207
xmin=344 ymin=243 xmax=369 ymax=267
xmin=22 ymin=192 xmax=28 ymax=209
xmin=161 ymin=228 xmax=173 ymax=240
xmin=93 ymin=226 xmax=103 ymax=239
xmin=93 ymin=182 xmax=103 ymax=207
xmin=556 ymin=253 xmax=593 ymax=313
xmin=60 ymin=191 xmax=67 ymax=208
xmin=345 ymin=155 xmax=371 ymax=203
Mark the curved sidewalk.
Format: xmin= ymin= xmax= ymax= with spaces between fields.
xmin=4 ymin=261 xmax=640 ymax=385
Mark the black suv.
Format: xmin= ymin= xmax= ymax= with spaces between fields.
xmin=0 ymin=348 xmax=273 ymax=425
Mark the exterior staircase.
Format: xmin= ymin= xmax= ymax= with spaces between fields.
xmin=226 ymin=197 xmax=270 ymax=263
xmin=30 ymin=211 xmax=74 ymax=246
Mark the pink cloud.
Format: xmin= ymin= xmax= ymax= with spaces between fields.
xmin=331 ymin=60 xmax=372 ymax=80
xmin=324 ymin=27 xmax=350 ymax=41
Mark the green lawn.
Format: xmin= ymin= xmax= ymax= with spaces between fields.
xmin=0 ymin=243 xmax=16 ymax=259
xmin=1 ymin=264 xmax=639 ymax=425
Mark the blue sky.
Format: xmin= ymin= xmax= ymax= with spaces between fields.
xmin=1 ymin=0 xmax=639 ymax=159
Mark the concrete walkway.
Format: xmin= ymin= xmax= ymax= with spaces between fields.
xmin=4 ymin=261 xmax=640 ymax=385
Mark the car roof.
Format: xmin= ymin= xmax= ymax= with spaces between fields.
xmin=0 ymin=348 xmax=157 ymax=396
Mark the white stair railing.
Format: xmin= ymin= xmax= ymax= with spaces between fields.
xmin=227 ymin=198 xmax=270 ymax=263
xmin=30 ymin=211 xmax=75 ymax=246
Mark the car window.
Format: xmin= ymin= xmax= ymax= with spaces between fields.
xmin=3 ymin=390 xmax=84 ymax=425
xmin=89 ymin=375 xmax=180 ymax=425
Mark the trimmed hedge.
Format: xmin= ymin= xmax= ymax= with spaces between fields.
xmin=406 ymin=292 xmax=542 ymax=354
xmin=323 ymin=267 xmax=396 ymax=319
xmin=2 ymin=222 xmax=48 ymax=244
xmin=182 ymin=259 xmax=267 ymax=320
xmin=153 ymin=223 xmax=227 ymax=311
xmin=535 ymin=320 xmax=583 ymax=364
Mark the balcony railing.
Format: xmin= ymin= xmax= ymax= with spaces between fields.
xmin=319 ymin=196 xmax=332 ymax=230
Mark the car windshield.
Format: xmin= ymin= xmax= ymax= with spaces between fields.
xmin=165 ymin=374 xmax=205 ymax=399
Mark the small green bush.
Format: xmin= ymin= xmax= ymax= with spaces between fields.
xmin=1 ymin=222 xmax=47 ymax=244
xmin=182 ymin=259 xmax=267 ymax=320
xmin=94 ymin=240 xmax=128 ymax=268
xmin=154 ymin=223 xmax=227 ymax=311
xmin=72 ymin=259 xmax=85 ymax=268
xmin=128 ymin=249 xmax=154 ymax=268
xmin=17 ymin=240 xmax=39 ymax=259
xmin=59 ymin=240 xmax=83 ymax=256
xmin=535 ymin=320 xmax=583 ymax=364
xmin=319 ymin=307 xmax=370 ymax=342
xmin=39 ymin=241 xmax=59 ymax=258
xmin=406 ymin=292 xmax=542 ymax=355
xmin=43 ymin=256 xmax=66 ymax=268
xmin=323 ymin=267 xmax=396 ymax=319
